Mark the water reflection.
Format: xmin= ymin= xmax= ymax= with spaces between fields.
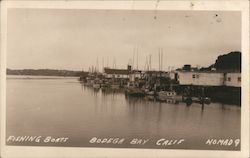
xmin=7 ymin=78 xmax=241 ymax=150
xmin=81 ymin=84 xmax=241 ymax=137
xmin=81 ymin=84 xmax=241 ymax=113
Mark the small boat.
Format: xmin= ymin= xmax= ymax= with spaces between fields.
xmin=93 ymin=83 xmax=101 ymax=89
xmin=165 ymin=98 xmax=177 ymax=104
xmin=83 ymin=77 xmax=93 ymax=86
xmin=144 ymin=95 xmax=155 ymax=101
xmin=194 ymin=97 xmax=211 ymax=105
xmin=144 ymin=88 xmax=156 ymax=96
xmin=92 ymin=78 xmax=101 ymax=89
xmin=126 ymin=88 xmax=145 ymax=97
xmin=182 ymin=96 xmax=211 ymax=105
xmin=157 ymin=91 xmax=177 ymax=99
xmin=101 ymin=80 xmax=110 ymax=88
xmin=84 ymin=82 xmax=92 ymax=86
xmin=111 ymin=84 xmax=120 ymax=89
xmin=146 ymin=91 xmax=155 ymax=96
xmin=202 ymin=97 xmax=211 ymax=104
xmin=125 ymin=82 xmax=145 ymax=97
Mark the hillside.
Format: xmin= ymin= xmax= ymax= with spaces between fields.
xmin=7 ymin=69 xmax=88 ymax=77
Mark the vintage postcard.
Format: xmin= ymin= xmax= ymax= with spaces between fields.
xmin=0 ymin=0 xmax=249 ymax=158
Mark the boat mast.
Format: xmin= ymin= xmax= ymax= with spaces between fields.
xmin=112 ymin=57 xmax=116 ymax=69
xmin=149 ymin=54 xmax=152 ymax=71
xmin=161 ymin=48 xmax=163 ymax=71
xmin=158 ymin=48 xmax=161 ymax=71
xmin=136 ymin=45 xmax=138 ymax=70
xmin=144 ymin=56 xmax=148 ymax=71
xmin=132 ymin=46 xmax=135 ymax=70
xmin=102 ymin=57 xmax=104 ymax=72
xmin=96 ymin=57 xmax=99 ymax=72
xmin=106 ymin=56 xmax=109 ymax=68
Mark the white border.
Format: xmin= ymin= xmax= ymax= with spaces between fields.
xmin=1 ymin=1 xmax=249 ymax=158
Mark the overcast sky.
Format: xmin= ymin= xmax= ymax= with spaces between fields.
xmin=7 ymin=9 xmax=241 ymax=71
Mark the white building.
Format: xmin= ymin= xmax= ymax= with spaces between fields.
xmin=129 ymin=70 xmax=142 ymax=82
xmin=103 ymin=68 xmax=129 ymax=79
xmin=177 ymin=71 xmax=241 ymax=87
xmin=224 ymin=72 xmax=241 ymax=87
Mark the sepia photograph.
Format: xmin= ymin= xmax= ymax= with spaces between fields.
xmin=1 ymin=1 xmax=249 ymax=158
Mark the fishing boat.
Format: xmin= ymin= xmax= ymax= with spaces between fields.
xmin=201 ymin=97 xmax=211 ymax=104
xmin=144 ymin=95 xmax=156 ymax=101
xmin=84 ymin=78 xmax=94 ymax=86
xmin=182 ymin=96 xmax=211 ymax=105
xmin=125 ymin=82 xmax=145 ymax=97
xmin=92 ymin=78 xmax=101 ymax=89
xmin=93 ymin=83 xmax=100 ymax=89
xmin=146 ymin=91 xmax=155 ymax=96
xmin=165 ymin=98 xmax=177 ymax=104
xmin=193 ymin=97 xmax=211 ymax=104
xmin=143 ymin=88 xmax=156 ymax=96
xmin=126 ymin=88 xmax=145 ymax=96
xmin=157 ymin=90 xmax=177 ymax=100
xmin=111 ymin=84 xmax=120 ymax=89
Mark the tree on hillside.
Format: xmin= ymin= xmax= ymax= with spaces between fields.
xmin=213 ymin=51 xmax=241 ymax=71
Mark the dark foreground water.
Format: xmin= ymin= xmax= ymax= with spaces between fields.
xmin=6 ymin=76 xmax=241 ymax=150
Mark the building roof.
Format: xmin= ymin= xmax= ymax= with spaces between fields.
xmin=145 ymin=70 xmax=169 ymax=74
xmin=176 ymin=70 xmax=241 ymax=74
xmin=104 ymin=68 xmax=129 ymax=75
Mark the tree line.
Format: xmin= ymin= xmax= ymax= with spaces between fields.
xmin=7 ymin=69 xmax=88 ymax=77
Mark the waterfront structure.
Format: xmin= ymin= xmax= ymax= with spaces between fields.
xmin=224 ymin=72 xmax=241 ymax=87
xmin=144 ymin=71 xmax=170 ymax=78
xmin=177 ymin=71 xmax=241 ymax=87
xmin=129 ymin=70 xmax=142 ymax=82
xmin=103 ymin=67 xmax=130 ymax=79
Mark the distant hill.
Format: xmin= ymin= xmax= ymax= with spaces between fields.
xmin=213 ymin=51 xmax=241 ymax=71
xmin=7 ymin=69 xmax=88 ymax=77
xmin=200 ymin=51 xmax=241 ymax=72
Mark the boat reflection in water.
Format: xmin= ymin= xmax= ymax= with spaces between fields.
xmin=82 ymin=82 xmax=212 ymax=110
xmin=7 ymin=78 xmax=241 ymax=150
xmin=81 ymin=82 xmax=125 ymax=96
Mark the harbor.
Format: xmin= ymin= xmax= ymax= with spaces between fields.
xmin=79 ymin=52 xmax=241 ymax=106
xmin=5 ymin=51 xmax=242 ymax=150
xmin=5 ymin=8 xmax=243 ymax=152
xmin=6 ymin=51 xmax=241 ymax=150
xmin=6 ymin=75 xmax=241 ymax=150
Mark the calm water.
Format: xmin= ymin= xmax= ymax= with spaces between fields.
xmin=6 ymin=76 xmax=241 ymax=150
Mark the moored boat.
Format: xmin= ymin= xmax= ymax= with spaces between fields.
xmin=93 ymin=83 xmax=101 ymax=89
xmin=125 ymin=82 xmax=145 ymax=97
xmin=157 ymin=91 xmax=176 ymax=98
xmin=144 ymin=88 xmax=156 ymax=96
xmin=126 ymin=88 xmax=145 ymax=97
xmin=111 ymin=84 xmax=120 ymax=89
xmin=157 ymin=90 xmax=183 ymax=102
xmin=92 ymin=78 xmax=101 ymax=89
xmin=145 ymin=91 xmax=155 ymax=96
